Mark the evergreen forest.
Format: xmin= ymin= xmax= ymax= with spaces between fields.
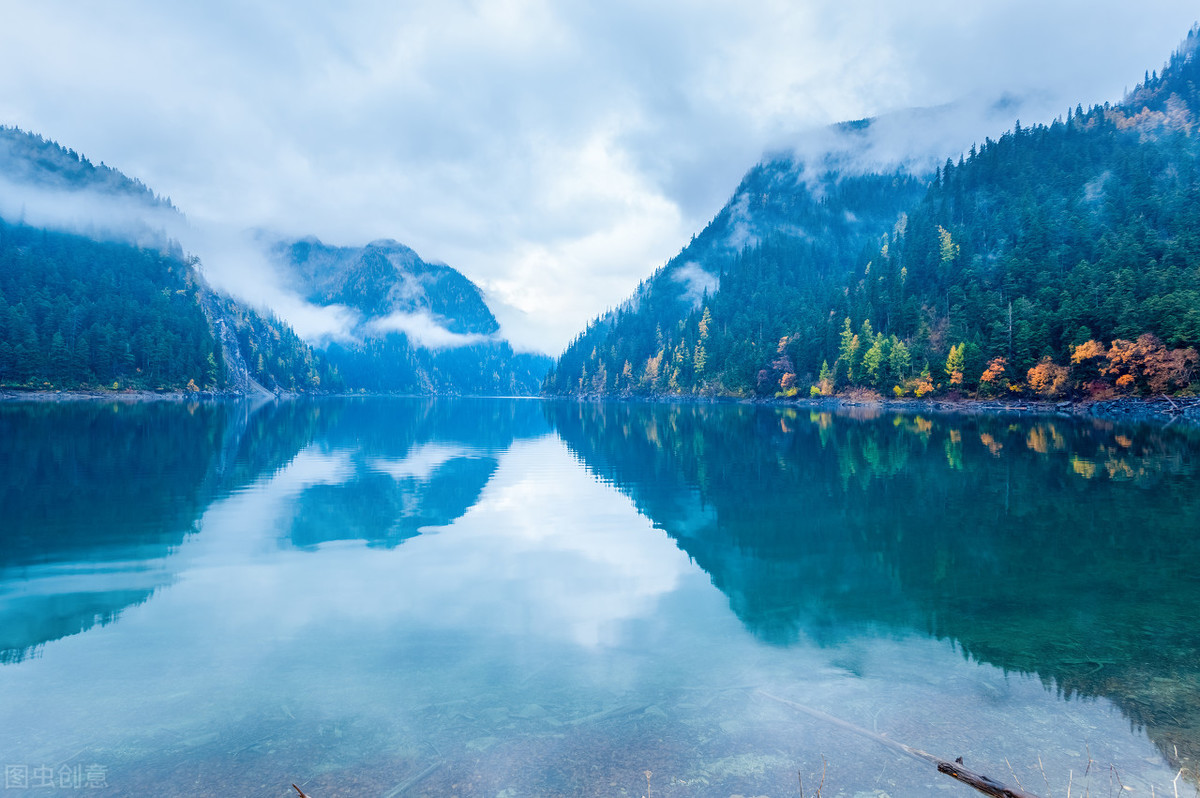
xmin=545 ymin=28 xmax=1200 ymax=401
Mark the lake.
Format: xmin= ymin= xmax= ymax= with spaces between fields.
xmin=1 ymin=398 xmax=1199 ymax=797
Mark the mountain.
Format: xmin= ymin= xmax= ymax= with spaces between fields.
xmin=546 ymin=26 xmax=1200 ymax=401
xmin=545 ymin=159 xmax=926 ymax=396
xmin=276 ymin=237 xmax=499 ymax=335
xmin=269 ymin=236 xmax=551 ymax=395
xmin=0 ymin=126 xmax=339 ymax=394
xmin=0 ymin=125 xmax=549 ymax=396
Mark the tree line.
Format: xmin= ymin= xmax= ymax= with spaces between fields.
xmin=545 ymin=28 xmax=1200 ymax=402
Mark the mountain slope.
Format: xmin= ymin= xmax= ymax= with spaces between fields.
xmin=270 ymin=236 xmax=550 ymax=395
xmin=0 ymin=127 xmax=338 ymax=393
xmin=277 ymin=237 xmax=499 ymax=336
xmin=0 ymin=125 xmax=171 ymax=207
xmin=547 ymin=26 xmax=1200 ymax=400
xmin=545 ymin=156 xmax=926 ymax=396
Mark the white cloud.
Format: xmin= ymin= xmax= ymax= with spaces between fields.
xmin=0 ymin=175 xmax=185 ymax=249
xmin=0 ymin=1 xmax=1195 ymax=353
xmin=365 ymin=309 xmax=491 ymax=349
xmin=671 ymin=261 xmax=720 ymax=309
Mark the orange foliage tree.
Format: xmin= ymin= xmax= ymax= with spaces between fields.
xmin=1027 ymin=357 xmax=1069 ymax=398
xmin=978 ymin=357 xmax=1012 ymax=397
xmin=1103 ymin=334 xmax=1198 ymax=394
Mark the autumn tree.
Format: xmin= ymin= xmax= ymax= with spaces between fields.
xmin=1103 ymin=334 xmax=1198 ymax=394
xmin=862 ymin=333 xmax=888 ymax=387
xmin=978 ymin=357 xmax=1012 ymax=397
xmin=1070 ymin=339 xmax=1108 ymax=393
xmin=834 ymin=318 xmax=858 ymax=387
xmin=1027 ymin=357 xmax=1069 ymax=398
xmin=814 ymin=360 xmax=833 ymax=396
xmin=944 ymin=343 xmax=965 ymax=387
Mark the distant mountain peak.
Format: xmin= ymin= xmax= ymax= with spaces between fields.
xmin=272 ymin=235 xmax=500 ymax=337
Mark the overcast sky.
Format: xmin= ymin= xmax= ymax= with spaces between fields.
xmin=0 ymin=1 xmax=1196 ymax=353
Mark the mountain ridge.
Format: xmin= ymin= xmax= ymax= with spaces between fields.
xmin=545 ymin=25 xmax=1200 ymax=401
xmin=0 ymin=126 xmax=549 ymax=395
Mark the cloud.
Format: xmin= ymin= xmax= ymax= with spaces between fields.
xmin=365 ymin=309 xmax=491 ymax=350
xmin=180 ymin=224 xmax=363 ymax=343
xmin=0 ymin=1 xmax=1196 ymax=352
xmin=670 ymin=261 xmax=720 ymax=309
xmin=0 ymin=175 xmax=186 ymax=249
xmin=368 ymin=443 xmax=483 ymax=483
xmin=780 ymin=92 xmax=1066 ymax=187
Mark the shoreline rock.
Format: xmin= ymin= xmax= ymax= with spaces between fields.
xmin=545 ymin=392 xmax=1200 ymax=426
xmin=5 ymin=387 xmax=1199 ymax=427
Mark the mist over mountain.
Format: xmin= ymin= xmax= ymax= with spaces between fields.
xmin=274 ymin=237 xmax=498 ymax=337
xmin=0 ymin=125 xmax=185 ymax=251
xmin=0 ymin=126 xmax=546 ymax=395
xmin=266 ymin=236 xmax=549 ymax=395
xmin=546 ymin=26 xmax=1200 ymax=400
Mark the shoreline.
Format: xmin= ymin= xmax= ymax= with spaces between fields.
xmin=4 ymin=387 xmax=1199 ymax=426
xmin=547 ymin=392 xmax=1200 ymax=426
xmin=0 ymin=388 xmax=269 ymax=403
xmin=0 ymin=388 xmax=545 ymax=403
xmin=793 ymin=395 xmax=1200 ymax=426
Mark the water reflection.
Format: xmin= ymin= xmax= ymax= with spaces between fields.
xmin=283 ymin=398 xmax=548 ymax=549
xmin=547 ymin=401 xmax=1200 ymax=777
xmin=3 ymin=398 xmax=1199 ymax=796
xmin=0 ymin=398 xmax=549 ymax=662
xmin=0 ymin=401 xmax=242 ymax=663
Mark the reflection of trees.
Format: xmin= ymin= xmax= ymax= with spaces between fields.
xmin=547 ymin=402 xmax=1200 ymax=775
xmin=0 ymin=398 xmax=552 ymax=663
xmin=0 ymin=401 xmax=244 ymax=662
xmin=0 ymin=401 xmax=255 ymax=567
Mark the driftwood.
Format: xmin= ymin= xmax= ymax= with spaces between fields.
xmin=758 ymin=691 xmax=1041 ymax=798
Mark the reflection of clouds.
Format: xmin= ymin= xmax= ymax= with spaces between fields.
xmin=0 ymin=558 xmax=172 ymax=600
xmin=175 ymin=435 xmax=691 ymax=650
xmin=1 ymin=418 xmax=1191 ymax=794
xmin=182 ymin=446 xmax=354 ymax=563
xmin=367 ymin=443 xmax=481 ymax=482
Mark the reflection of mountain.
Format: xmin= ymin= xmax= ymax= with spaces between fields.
xmin=0 ymin=398 xmax=552 ymax=662
xmin=0 ymin=399 xmax=320 ymax=662
xmin=0 ymin=398 xmax=551 ymax=662
xmin=285 ymin=398 xmax=549 ymax=549
xmin=290 ymin=453 xmax=498 ymax=549
xmin=546 ymin=402 xmax=1200 ymax=774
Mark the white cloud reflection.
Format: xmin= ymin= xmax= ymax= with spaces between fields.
xmin=178 ymin=434 xmax=691 ymax=650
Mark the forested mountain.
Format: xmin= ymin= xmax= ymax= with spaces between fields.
xmin=546 ymin=27 xmax=1200 ymax=400
xmin=0 ymin=125 xmax=170 ymax=207
xmin=0 ymin=126 xmax=548 ymax=395
xmin=270 ymin=237 xmax=551 ymax=395
xmin=277 ymin=237 xmax=499 ymax=335
xmin=0 ymin=126 xmax=339 ymax=393
xmin=545 ymin=162 xmax=926 ymax=396
xmin=0 ymin=217 xmax=341 ymax=392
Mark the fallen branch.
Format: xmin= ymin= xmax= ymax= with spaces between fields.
xmin=757 ymin=691 xmax=1041 ymax=798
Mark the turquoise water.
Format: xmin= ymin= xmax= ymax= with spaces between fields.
xmin=1 ymin=398 xmax=1199 ymax=797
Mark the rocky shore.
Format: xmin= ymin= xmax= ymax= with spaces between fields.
xmin=0 ymin=388 xmax=264 ymax=402
xmin=5 ymin=387 xmax=1200 ymax=427
xmin=795 ymin=395 xmax=1200 ymax=426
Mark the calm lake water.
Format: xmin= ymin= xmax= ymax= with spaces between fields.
xmin=2 ymin=398 xmax=1199 ymax=798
